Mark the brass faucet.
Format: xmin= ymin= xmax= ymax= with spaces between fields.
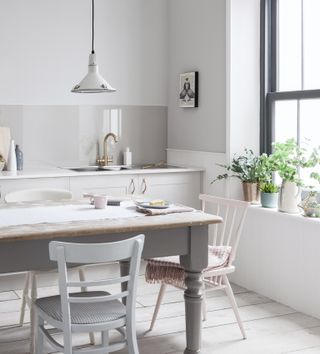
xmin=96 ymin=133 xmax=118 ymax=166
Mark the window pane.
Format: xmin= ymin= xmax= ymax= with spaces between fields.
xmin=278 ymin=0 xmax=302 ymax=91
xmin=274 ymin=100 xmax=298 ymax=143
xmin=303 ymin=0 xmax=320 ymax=90
xmin=300 ymin=99 xmax=320 ymax=186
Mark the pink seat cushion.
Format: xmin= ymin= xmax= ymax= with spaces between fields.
xmin=145 ymin=246 xmax=232 ymax=288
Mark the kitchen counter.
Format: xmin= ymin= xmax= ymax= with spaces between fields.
xmin=0 ymin=164 xmax=203 ymax=180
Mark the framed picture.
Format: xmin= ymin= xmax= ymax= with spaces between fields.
xmin=179 ymin=71 xmax=198 ymax=108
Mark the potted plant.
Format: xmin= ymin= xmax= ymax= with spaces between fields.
xmin=0 ymin=154 xmax=5 ymax=172
xmin=260 ymin=182 xmax=280 ymax=208
xmin=270 ymin=139 xmax=320 ymax=214
xmin=254 ymin=153 xmax=279 ymax=208
xmin=212 ymin=149 xmax=261 ymax=203
xmin=298 ymin=190 xmax=320 ymax=217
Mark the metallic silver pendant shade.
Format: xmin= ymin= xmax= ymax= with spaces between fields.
xmin=71 ymin=0 xmax=116 ymax=93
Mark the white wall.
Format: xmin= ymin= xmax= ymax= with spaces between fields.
xmin=0 ymin=105 xmax=167 ymax=166
xmin=0 ymin=0 xmax=168 ymax=106
xmin=231 ymin=208 xmax=320 ymax=320
xmin=167 ymin=0 xmax=227 ymax=153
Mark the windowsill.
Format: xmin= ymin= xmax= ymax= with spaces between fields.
xmin=249 ymin=204 xmax=320 ymax=224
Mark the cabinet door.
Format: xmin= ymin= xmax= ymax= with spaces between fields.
xmin=0 ymin=177 xmax=70 ymax=202
xmin=70 ymin=175 xmax=138 ymax=198
xmin=138 ymin=173 xmax=201 ymax=208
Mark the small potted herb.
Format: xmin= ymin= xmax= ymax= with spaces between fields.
xmin=260 ymin=183 xmax=280 ymax=208
xmin=212 ymin=149 xmax=261 ymax=203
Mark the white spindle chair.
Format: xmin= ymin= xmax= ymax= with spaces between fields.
xmin=34 ymin=235 xmax=145 ymax=354
xmin=4 ymin=188 xmax=73 ymax=353
xmin=147 ymin=195 xmax=249 ymax=339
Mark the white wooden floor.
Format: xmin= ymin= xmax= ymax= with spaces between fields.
xmin=1 ymin=267 xmax=320 ymax=354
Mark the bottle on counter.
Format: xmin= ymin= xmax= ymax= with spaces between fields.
xmin=7 ymin=140 xmax=17 ymax=171
xmin=123 ymin=147 xmax=132 ymax=166
xmin=15 ymin=144 xmax=23 ymax=171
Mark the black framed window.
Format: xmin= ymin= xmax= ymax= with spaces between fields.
xmin=261 ymin=0 xmax=320 ymax=162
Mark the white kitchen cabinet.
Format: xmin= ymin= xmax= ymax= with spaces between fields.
xmin=0 ymin=178 xmax=70 ymax=202
xmin=137 ymin=173 xmax=201 ymax=208
xmin=69 ymin=175 xmax=139 ymax=198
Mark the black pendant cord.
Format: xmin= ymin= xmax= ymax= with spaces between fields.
xmin=91 ymin=0 xmax=95 ymax=54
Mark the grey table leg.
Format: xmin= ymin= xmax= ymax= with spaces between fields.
xmin=120 ymin=260 xmax=130 ymax=305
xmin=183 ymin=270 xmax=203 ymax=354
xmin=180 ymin=225 xmax=209 ymax=354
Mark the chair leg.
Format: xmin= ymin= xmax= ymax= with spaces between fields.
xmin=29 ymin=272 xmax=38 ymax=354
xmin=102 ymin=331 xmax=109 ymax=353
xmin=19 ymin=272 xmax=30 ymax=326
xmin=79 ymin=267 xmax=95 ymax=345
xmin=35 ymin=314 xmax=44 ymax=354
xmin=149 ymin=283 xmax=167 ymax=331
xmin=127 ymin=321 xmax=139 ymax=354
xmin=223 ymin=275 xmax=246 ymax=339
xmin=202 ymin=284 xmax=207 ymax=322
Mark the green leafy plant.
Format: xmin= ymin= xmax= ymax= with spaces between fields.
xmin=260 ymin=182 xmax=280 ymax=194
xmin=212 ymin=149 xmax=261 ymax=183
xmin=255 ymin=153 xmax=278 ymax=185
xmin=269 ymin=139 xmax=320 ymax=186
xmin=0 ymin=154 xmax=5 ymax=163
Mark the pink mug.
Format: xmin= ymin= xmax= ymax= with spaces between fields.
xmin=93 ymin=195 xmax=107 ymax=209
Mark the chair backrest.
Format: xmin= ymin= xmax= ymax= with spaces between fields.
xmin=5 ymin=188 xmax=73 ymax=203
xmin=49 ymin=235 xmax=145 ymax=331
xmin=199 ymin=194 xmax=249 ymax=265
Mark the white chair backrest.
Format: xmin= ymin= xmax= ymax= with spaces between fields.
xmin=49 ymin=235 xmax=145 ymax=331
xmin=5 ymin=188 xmax=73 ymax=203
xmin=199 ymin=194 xmax=249 ymax=265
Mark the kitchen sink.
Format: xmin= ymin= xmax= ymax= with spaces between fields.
xmin=66 ymin=165 xmax=131 ymax=172
xmin=64 ymin=164 xmax=182 ymax=173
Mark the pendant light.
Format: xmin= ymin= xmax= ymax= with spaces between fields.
xmin=71 ymin=0 xmax=116 ymax=93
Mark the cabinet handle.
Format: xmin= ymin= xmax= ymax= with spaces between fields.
xmin=129 ymin=179 xmax=135 ymax=194
xmin=142 ymin=178 xmax=147 ymax=194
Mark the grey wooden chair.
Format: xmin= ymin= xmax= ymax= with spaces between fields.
xmin=34 ymin=235 xmax=145 ymax=354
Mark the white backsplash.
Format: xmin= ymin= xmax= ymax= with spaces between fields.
xmin=0 ymin=105 xmax=167 ymax=167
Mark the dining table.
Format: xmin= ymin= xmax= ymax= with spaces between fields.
xmin=0 ymin=199 xmax=222 ymax=354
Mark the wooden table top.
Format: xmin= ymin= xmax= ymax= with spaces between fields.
xmin=0 ymin=201 xmax=222 ymax=242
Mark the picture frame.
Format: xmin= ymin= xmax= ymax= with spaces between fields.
xmin=179 ymin=71 xmax=198 ymax=108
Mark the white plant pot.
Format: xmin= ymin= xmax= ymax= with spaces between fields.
xmin=278 ymin=181 xmax=301 ymax=214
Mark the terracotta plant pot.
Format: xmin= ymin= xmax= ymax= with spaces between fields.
xmin=242 ymin=182 xmax=260 ymax=204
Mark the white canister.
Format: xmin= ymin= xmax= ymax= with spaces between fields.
xmin=123 ymin=147 xmax=132 ymax=165
xmin=7 ymin=140 xmax=17 ymax=171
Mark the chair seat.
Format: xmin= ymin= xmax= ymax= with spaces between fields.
xmin=35 ymin=291 xmax=126 ymax=325
xmin=145 ymin=246 xmax=232 ymax=288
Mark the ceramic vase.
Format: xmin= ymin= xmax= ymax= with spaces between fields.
xmin=278 ymin=181 xmax=301 ymax=214
xmin=7 ymin=140 xmax=17 ymax=171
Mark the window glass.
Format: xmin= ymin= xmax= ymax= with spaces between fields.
xmin=274 ymin=100 xmax=298 ymax=143
xmin=300 ymin=99 xmax=320 ymax=186
xmin=303 ymin=0 xmax=320 ymax=89
xmin=278 ymin=0 xmax=302 ymax=91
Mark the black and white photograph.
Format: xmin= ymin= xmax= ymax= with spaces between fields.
xmin=179 ymin=71 xmax=198 ymax=108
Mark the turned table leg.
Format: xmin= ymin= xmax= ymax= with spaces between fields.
xmin=180 ymin=225 xmax=209 ymax=354
xmin=184 ymin=270 xmax=203 ymax=354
